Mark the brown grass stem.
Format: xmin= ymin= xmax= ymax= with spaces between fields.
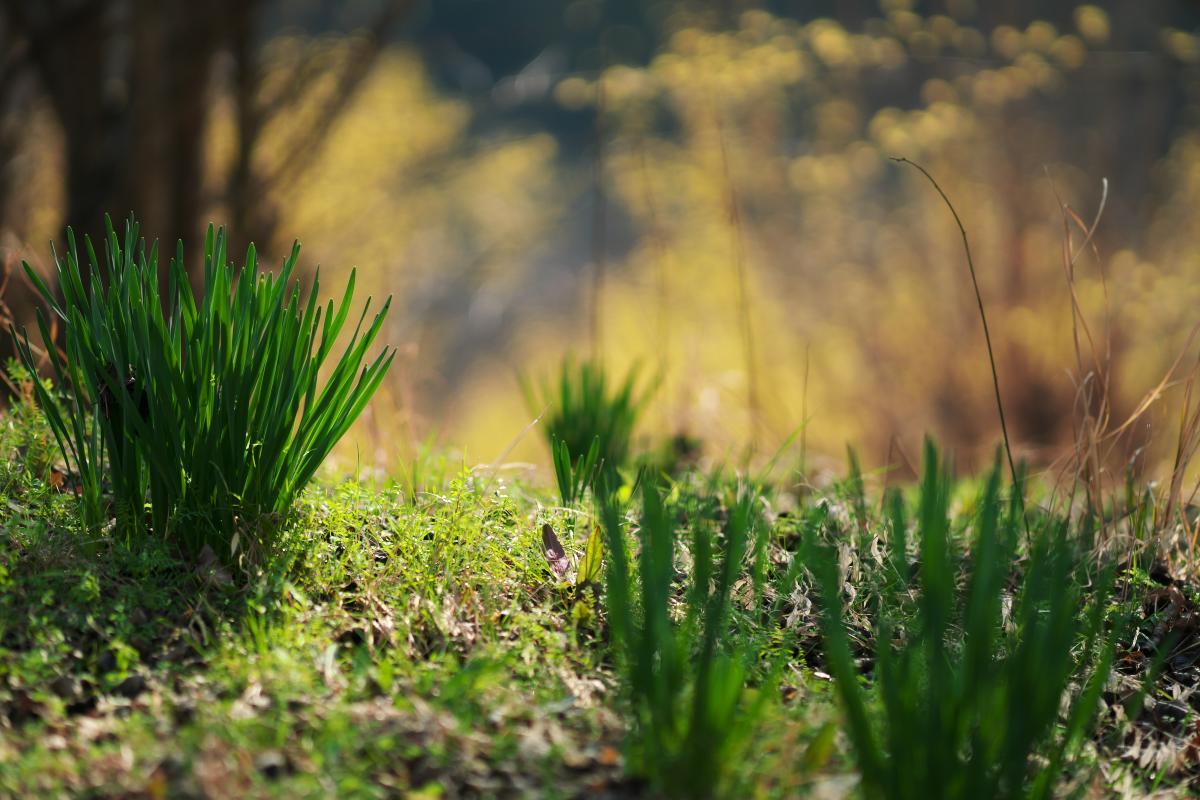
xmin=892 ymin=157 xmax=1024 ymax=524
xmin=716 ymin=115 xmax=760 ymax=453
xmin=589 ymin=61 xmax=608 ymax=359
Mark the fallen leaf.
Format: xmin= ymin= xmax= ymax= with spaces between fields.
xmin=542 ymin=524 xmax=570 ymax=578
xmin=196 ymin=545 xmax=233 ymax=587
xmin=597 ymin=745 xmax=620 ymax=767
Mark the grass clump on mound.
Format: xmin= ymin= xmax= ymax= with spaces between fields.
xmin=12 ymin=215 xmax=393 ymax=562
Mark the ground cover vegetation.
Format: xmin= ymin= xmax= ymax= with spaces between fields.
xmin=6 ymin=212 xmax=1200 ymax=800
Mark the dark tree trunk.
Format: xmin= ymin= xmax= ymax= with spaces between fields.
xmin=1 ymin=0 xmax=402 ymax=278
xmin=30 ymin=2 xmax=133 ymax=257
xmin=162 ymin=3 xmax=223 ymax=282
xmin=2 ymin=0 xmax=223 ymax=277
xmin=228 ymin=0 xmax=275 ymax=260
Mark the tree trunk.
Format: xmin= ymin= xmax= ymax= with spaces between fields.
xmin=2 ymin=0 xmax=222 ymax=279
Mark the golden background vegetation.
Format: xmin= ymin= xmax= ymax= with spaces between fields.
xmin=4 ymin=2 xmax=1200 ymax=485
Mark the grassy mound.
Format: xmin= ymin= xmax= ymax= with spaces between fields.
xmin=1 ymin=403 xmax=1197 ymax=799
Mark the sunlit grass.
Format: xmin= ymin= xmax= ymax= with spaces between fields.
xmin=13 ymin=216 xmax=393 ymax=561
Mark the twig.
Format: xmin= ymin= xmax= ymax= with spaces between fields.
xmin=892 ymin=157 xmax=1024 ymax=525
xmin=638 ymin=143 xmax=672 ymax=432
xmin=717 ymin=114 xmax=759 ymax=453
xmin=800 ymin=341 xmax=810 ymax=480
xmin=589 ymin=51 xmax=608 ymax=358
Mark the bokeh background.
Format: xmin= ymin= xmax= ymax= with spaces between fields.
xmin=2 ymin=0 xmax=1200 ymax=479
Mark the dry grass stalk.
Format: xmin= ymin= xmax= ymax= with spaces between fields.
xmin=715 ymin=111 xmax=760 ymax=454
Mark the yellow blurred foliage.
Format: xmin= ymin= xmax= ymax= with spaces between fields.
xmin=7 ymin=9 xmax=1200 ymax=483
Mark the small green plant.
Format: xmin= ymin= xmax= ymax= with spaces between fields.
xmin=12 ymin=215 xmax=393 ymax=561
xmin=600 ymin=476 xmax=769 ymax=798
xmin=523 ymin=357 xmax=654 ymax=503
xmin=550 ymin=435 xmax=600 ymax=508
xmin=812 ymin=441 xmax=1114 ymax=800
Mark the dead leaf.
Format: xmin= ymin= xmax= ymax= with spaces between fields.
xmin=542 ymin=524 xmax=570 ymax=579
xmin=196 ymin=545 xmax=233 ymax=588
xmin=597 ymin=745 xmax=620 ymax=767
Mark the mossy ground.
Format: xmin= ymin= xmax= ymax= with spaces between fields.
xmin=0 ymin=463 xmax=635 ymax=798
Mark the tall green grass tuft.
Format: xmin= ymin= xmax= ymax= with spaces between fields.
xmin=600 ymin=476 xmax=769 ymax=798
xmin=523 ymin=357 xmax=653 ymax=503
xmin=12 ymin=216 xmax=393 ymax=561
xmin=550 ymin=435 xmax=600 ymax=508
xmin=813 ymin=441 xmax=1114 ymax=800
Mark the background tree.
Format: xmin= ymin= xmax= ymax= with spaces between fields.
xmin=0 ymin=0 xmax=407 ymax=280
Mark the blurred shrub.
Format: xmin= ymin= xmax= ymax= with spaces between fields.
xmin=523 ymin=357 xmax=653 ymax=504
xmin=566 ymin=8 xmax=1200 ymax=474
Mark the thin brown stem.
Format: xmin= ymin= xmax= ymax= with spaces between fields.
xmin=892 ymin=157 xmax=1024 ymax=527
xmin=589 ymin=61 xmax=608 ymax=358
xmin=717 ymin=115 xmax=759 ymax=453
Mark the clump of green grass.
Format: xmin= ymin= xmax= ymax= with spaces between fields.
xmin=600 ymin=476 xmax=771 ymax=798
xmin=523 ymin=357 xmax=654 ymax=504
xmin=550 ymin=434 xmax=600 ymax=508
xmin=12 ymin=215 xmax=393 ymax=562
xmin=812 ymin=441 xmax=1115 ymax=800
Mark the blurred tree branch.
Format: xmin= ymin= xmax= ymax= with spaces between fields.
xmin=0 ymin=0 xmax=410 ymax=281
xmin=228 ymin=0 xmax=411 ymax=252
xmin=265 ymin=0 xmax=410 ymax=192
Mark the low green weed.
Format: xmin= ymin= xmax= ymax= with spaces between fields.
xmin=813 ymin=442 xmax=1115 ymax=800
xmin=600 ymin=476 xmax=771 ymax=798
xmin=12 ymin=216 xmax=393 ymax=562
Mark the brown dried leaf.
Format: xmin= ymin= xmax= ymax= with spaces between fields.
xmin=542 ymin=524 xmax=570 ymax=579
